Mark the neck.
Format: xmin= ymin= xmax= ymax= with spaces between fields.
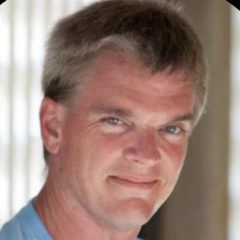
xmin=34 ymin=174 xmax=140 ymax=240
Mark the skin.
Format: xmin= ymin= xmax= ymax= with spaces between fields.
xmin=35 ymin=52 xmax=196 ymax=240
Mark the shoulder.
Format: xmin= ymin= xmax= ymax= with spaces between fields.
xmin=0 ymin=201 xmax=52 ymax=240
xmin=0 ymin=213 xmax=24 ymax=240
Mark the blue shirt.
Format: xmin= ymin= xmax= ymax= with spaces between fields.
xmin=0 ymin=202 xmax=143 ymax=240
xmin=0 ymin=202 xmax=53 ymax=240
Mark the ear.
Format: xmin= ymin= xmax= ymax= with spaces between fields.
xmin=39 ymin=97 xmax=65 ymax=156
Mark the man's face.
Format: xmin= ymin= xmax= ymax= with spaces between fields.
xmin=54 ymin=53 xmax=195 ymax=231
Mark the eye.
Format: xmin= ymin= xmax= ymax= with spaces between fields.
xmin=164 ymin=125 xmax=181 ymax=134
xmin=160 ymin=125 xmax=184 ymax=136
xmin=101 ymin=117 xmax=123 ymax=126
xmin=100 ymin=117 xmax=129 ymax=134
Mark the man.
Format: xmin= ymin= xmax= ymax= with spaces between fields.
xmin=0 ymin=0 xmax=208 ymax=239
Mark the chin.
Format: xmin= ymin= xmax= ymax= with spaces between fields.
xmin=109 ymin=198 xmax=157 ymax=231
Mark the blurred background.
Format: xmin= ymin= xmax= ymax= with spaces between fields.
xmin=0 ymin=0 xmax=239 ymax=240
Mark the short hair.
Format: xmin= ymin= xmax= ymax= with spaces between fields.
xmin=42 ymin=0 xmax=208 ymax=161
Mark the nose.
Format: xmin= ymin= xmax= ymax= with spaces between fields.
xmin=123 ymin=130 xmax=161 ymax=166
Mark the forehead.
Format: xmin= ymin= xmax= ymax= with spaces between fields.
xmin=86 ymin=51 xmax=193 ymax=96
xmin=74 ymin=51 xmax=195 ymax=119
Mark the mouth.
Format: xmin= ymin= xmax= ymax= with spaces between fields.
xmin=109 ymin=176 xmax=159 ymax=190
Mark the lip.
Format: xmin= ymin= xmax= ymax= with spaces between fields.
xmin=109 ymin=176 xmax=158 ymax=190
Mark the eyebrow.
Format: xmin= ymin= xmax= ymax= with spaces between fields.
xmin=170 ymin=113 xmax=194 ymax=123
xmin=89 ymin=106 xmax=134 ymax=118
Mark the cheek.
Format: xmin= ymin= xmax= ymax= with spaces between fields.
xmin=68 ymin=131 xmax=122 ymax=171
xmin=89 ymin=134 xmax=124 ymax=166
xmin=160 ymin=142 xmax=188 ymax=194
xmin=164 ymin=140 xmax=188 ymax=170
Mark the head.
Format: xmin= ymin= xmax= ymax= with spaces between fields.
xmin=39 ymin=0 xmax=208 ymax=233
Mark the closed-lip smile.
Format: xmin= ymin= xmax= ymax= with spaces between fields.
xmin=110 ymin=176 xmax=158 ymax=189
